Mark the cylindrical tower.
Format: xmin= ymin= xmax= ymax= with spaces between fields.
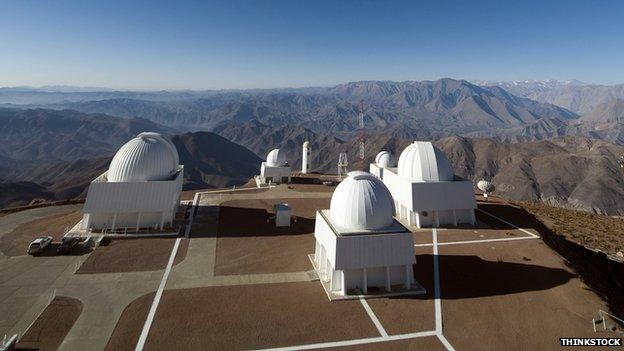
xmin=302 ymin=141 xmax=311 ymax=174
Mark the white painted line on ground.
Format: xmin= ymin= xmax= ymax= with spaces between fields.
xmin=437 ymin=333 xmax=457 ymax=351
xmin=432 ymin=228 xmax=443 ymax=333
xmin=135 ymin=236 xmax=182 ymax=351
xmin=432 ymin=228 xmax=457 ymax=351
xmin=476 ymin=208 xmax=540 ymax=238
xmin=251 ymin=330 xmax=437 ymax=351
xmin=359 ymin=297 xmax=388 ymax=337
xmin=414 ymin=235 xmax=537 ymax=247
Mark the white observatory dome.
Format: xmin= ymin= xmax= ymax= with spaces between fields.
xmin=397 ymin=141 xmax=454 ymax=182
xmin=375 ymin=151 xmax=397 ymax=168
xmin=330 ymin=171 xmax=395 ymax=231
xmin=266 ymin=148 xmax=287 ymax=167
xmin=108 ymin=132 xmax=179 ymax=182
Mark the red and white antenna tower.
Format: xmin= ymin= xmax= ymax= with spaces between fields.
xmin=356 ymin=100 xmax=366 ymax=169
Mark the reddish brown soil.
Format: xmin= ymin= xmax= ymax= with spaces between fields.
xmin=77 ymin=238 xmax=188 ymax=274
xmin=0 ymin=210 xmax=83 ymax=256
xmin=214 ymin=198 xmax=329 ymax=275
xmin=367 ymin=246 xmax=435 ymax=335
xmin=439 ymin=239 xmax=604 ymax=350
xmin=325 ymin=336 xmax=446 ymax=350
xmin=104 ymin=292 xmax=155 ymax=351
xmin=16 ymin=296 xmax=83 ymax=351
xmin=111 ymin=282 xmax=378 ymax=350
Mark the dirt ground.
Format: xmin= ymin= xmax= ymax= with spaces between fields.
xmin=77 ymin=238 xmax=188 ymax=274
xmin=411 ymin=209 xmax=534 ymax=245
xmin=325 ymin=336 xmax=446 ymax=350
xmin=104 ymin=292 xmax=154 ymax=351
xmin=111 ymin=282 xmax=379 ymax=351
xmin=439 ymin=239 xmax=605 ymax=350
xmin=15 ymin=296 xmax=83 ymax=351
xmin=518 ymin=201 xmax=624 ymax=256
xmin=214 ymin=197 xmax=329 ymax=275
xmin=0 ymin=209 xmax=83 ymax=256
xmin=367 ymin=246 xmax=436 ymax=335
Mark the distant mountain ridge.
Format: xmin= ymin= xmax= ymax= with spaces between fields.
xmin=44 ymin=79 xmax=577 ymax=139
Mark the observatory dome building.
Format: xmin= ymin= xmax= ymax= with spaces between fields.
xmin=312 ymin=171 xmax=418 ymax=298
xmin=260 ymin=148 xmax=291 ymax=184
xmin=81 ymin=132 xmax=184 ymax=232
xmin=369 ymin=150 xmax=397 ymax=179
xmin=370 ymin=141 xmax=476 ymax=228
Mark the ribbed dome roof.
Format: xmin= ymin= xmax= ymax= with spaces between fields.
xmin=108 ymin=132 xmax=179 ymax=182
xmin=397 ymin=141 xmax=454 ymax=182
xmin=375 ymin=151 xmax=396 ymax=168
xmin=330 ymin=171 xmax=395 ymax=231
xmin=266 ymin=148 xmax=287 ymax=167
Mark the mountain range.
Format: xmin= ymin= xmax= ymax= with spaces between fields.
xmin=2 ymin=78 xmax=624 ymax=215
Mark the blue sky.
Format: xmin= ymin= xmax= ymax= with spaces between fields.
xmin=1 ymin=0 xmax=623 ymax=89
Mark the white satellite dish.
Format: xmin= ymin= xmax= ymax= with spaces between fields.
xmin=477 ymin=180 xmax=495 ymax=198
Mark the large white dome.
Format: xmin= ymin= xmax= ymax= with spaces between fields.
xmin=108 ymin=132 xmax=179 ymax=182
xmin=375 ymin=151 xmax=397 ymax=168
xmin=397 ymin=141 xmax=454 ymax=182
xmin=266 ymin=148 xmax=287 ymax=167
xmin=330 ymin=171 xmax=395 ymax=231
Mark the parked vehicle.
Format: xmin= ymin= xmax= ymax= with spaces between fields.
xmin=57 ymin=237 xmax=80 ymax=254
xmin=27 ymin=236 xmax=53 ymax=255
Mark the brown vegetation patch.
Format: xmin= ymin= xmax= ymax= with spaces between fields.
xmin=77 ymin=238 xmax=188 ymax=274
xmin=518 ymin=201 xmax=624 ymax=256
xmin=0 ymin=210 xmax=82 ymax=256
xmin=16 ymin=296 xmax=83 ymax=351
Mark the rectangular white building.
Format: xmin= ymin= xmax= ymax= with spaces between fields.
xmin=313 ymin=210 xmax=416 ymax=297
xmin=81 ymin=167 xmax=184 ymax=232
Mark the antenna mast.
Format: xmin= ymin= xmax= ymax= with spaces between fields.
xmin=356 ymin=100 xmax=366 ymax=170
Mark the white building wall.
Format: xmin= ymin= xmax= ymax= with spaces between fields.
xmin=313 ymin=210 xmax=416 ymax=295
xmin=82 ymin=168 xmax=183 ymax=231
xmin=260 ymin=162 xmax=291 ymax=183
xmin=380 ymin=168 xmax=476 ymax=228
xmin=369 ymin=163 xmax=383 ymax=179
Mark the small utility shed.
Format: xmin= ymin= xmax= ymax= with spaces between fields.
xmin=274 ymin=203 xmax=291 ymax=227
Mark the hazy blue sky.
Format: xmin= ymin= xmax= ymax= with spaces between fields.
xmin=1 ymin=0 xmax=623 ymax=89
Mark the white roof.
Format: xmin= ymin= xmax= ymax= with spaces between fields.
xmin=375 ymin=151 xmax=397 ymax=168
xmin=329 ymin=171 xmax=395 ymax=232
xmin=108 ymin=132 xmax=179 ymax=182
xmin=266 ymin=148 xmax=287 ymax=167
xmin=397 ymin=141 xmax=454 ymax=182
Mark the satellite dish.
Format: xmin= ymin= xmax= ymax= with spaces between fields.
xmin=477 ymin=180 xmax=495 ymax=198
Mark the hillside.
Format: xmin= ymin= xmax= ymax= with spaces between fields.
xmin=53 ymin=79 xmax=577 ymax=136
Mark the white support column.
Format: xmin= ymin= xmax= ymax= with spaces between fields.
xmin=340 ymin=270 xmax=346 ymax=295
xmin=415 ymin=212 xmax=421 ymax=228
xmin=159 ymin=212 xmax=165 ymax=230
xmin=111 ymin=213 xmax=117 ymax=231
xmin=385 ymin=266 xmax=391 ymax=291
xmin=434 ymin=210 xmax=440 ymax=228
xmin=469 ymin=209 xmax=476 ymax=225
xmin=136 ymin=212 xmax=142 ymax=232
xmin=325 ymin=259 xmax=331 ymax=282
xmin=362 ymin=268 xmax=368 ymax=294
xmin=404 ymin=264 xmax=411 ymax=289
xmin=451 ymin=210 xmax=457 ymax=226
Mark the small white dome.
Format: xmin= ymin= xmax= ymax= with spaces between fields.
xmin=330 ymin=171 xmax=395 ymax=231
xmin=267 ymin=148 xmax=287 ymax=167
xmin=303 ymin=141 xmax=310 ymax=148
xmin=397 ymin=141 xmax=454 ymax=182
xmin=375 ymin=151 xmax=397 ymax=168
xmin=108 ymin=132 xmax=178 ymax=182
